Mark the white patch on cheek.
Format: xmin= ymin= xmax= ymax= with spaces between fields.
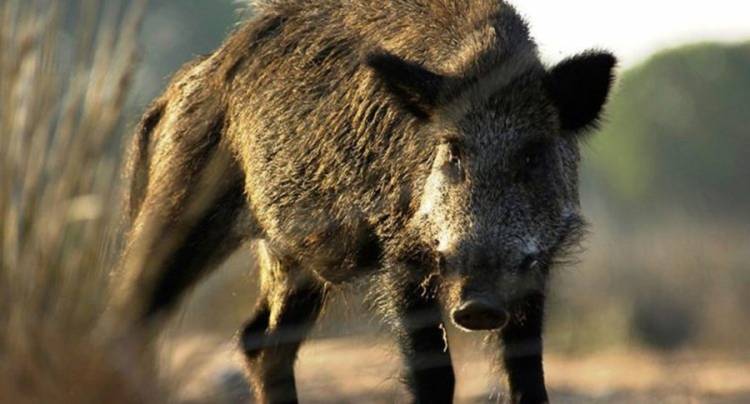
xmin=417 ymin=171 xmax=442 ymax=216
xmin=417 ymin=171 xmax=457 ymax=253
xmin=436 ymin=229 xmax=454 ymax=253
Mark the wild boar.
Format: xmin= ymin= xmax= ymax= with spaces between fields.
xmin=117 ymin=1 xmax=616 ymax=403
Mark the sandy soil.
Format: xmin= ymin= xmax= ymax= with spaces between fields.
xmin=164 ymin=336 xmax=750 ymax=403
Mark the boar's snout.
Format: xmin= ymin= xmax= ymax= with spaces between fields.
xmin=451 ymin=297 xmax=509 ymax=331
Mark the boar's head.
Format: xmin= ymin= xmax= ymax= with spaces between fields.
xmin=367 ymin=44 xmax=615 ymax=331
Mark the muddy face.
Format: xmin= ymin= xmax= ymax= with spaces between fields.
xmin=367 ymin=48 xmax=615 ymax=332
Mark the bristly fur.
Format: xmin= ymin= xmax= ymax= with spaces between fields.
xmin=117 ymin=1 xmax=616 ymax=402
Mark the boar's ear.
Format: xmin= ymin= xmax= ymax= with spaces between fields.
xmin=365 ymin=52 xmax=445 ymax=119
xmin=546 ymin=51 xmax=616 ymax=134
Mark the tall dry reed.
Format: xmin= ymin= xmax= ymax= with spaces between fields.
xmin=0 ymin=0 xmax=168 ymax=402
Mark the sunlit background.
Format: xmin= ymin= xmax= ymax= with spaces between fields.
xmin=516 ymin=0 xmax=750 ymax=66
xmin=6 ymin=0 xmax=749 ymax=402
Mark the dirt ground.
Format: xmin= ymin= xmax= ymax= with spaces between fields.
xmin=164 ymin=336 xmax=750 ymax=403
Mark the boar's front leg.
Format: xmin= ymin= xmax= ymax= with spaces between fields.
xmin=382 ymin=272 xmax=455 ymax=404
xmin=495 ymin=292 xmax=549 ymax=404
xmin=240 ymin=242 xmax=326 ymax=404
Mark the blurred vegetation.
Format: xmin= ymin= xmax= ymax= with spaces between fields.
xmin=570 ymin=41 xmax=750 ymax=352
xmin=58 ymin=0 xmax=242 ymax=112
xmin=0 ymin=1 xmax=167 ymax=402
xmin=132 ymin=0 xmax=242 ymax=108
xmin=583 ymin=41 xmax=750 ymax=223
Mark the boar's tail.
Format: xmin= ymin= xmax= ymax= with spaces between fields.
xmin=124 ymin=99 xmax=165 ymax=225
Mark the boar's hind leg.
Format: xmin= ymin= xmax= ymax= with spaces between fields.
xmin=494 ymin=292 xmax=549 ymax=404
xmin=381 ymin=273 xmax=455 ymax=404
xmin=117 ymin=103 xmax=249 ymax=325
xmin=241 ymin=242 xmax=325 ymax=404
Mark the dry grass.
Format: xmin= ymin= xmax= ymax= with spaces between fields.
xmin=0 ymin=1 xmax=165 ymax=402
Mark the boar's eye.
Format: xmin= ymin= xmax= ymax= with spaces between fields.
xmin=518 ymin=140 xmax=549 ymax=180
xmin=524 ymin=150 xmax=542 ymax=169
xmin=447 ymin=143 xmax=461 ymax=168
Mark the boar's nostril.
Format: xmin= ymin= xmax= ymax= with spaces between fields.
xmin=451 ymin=299 xmax=509 ymax=331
